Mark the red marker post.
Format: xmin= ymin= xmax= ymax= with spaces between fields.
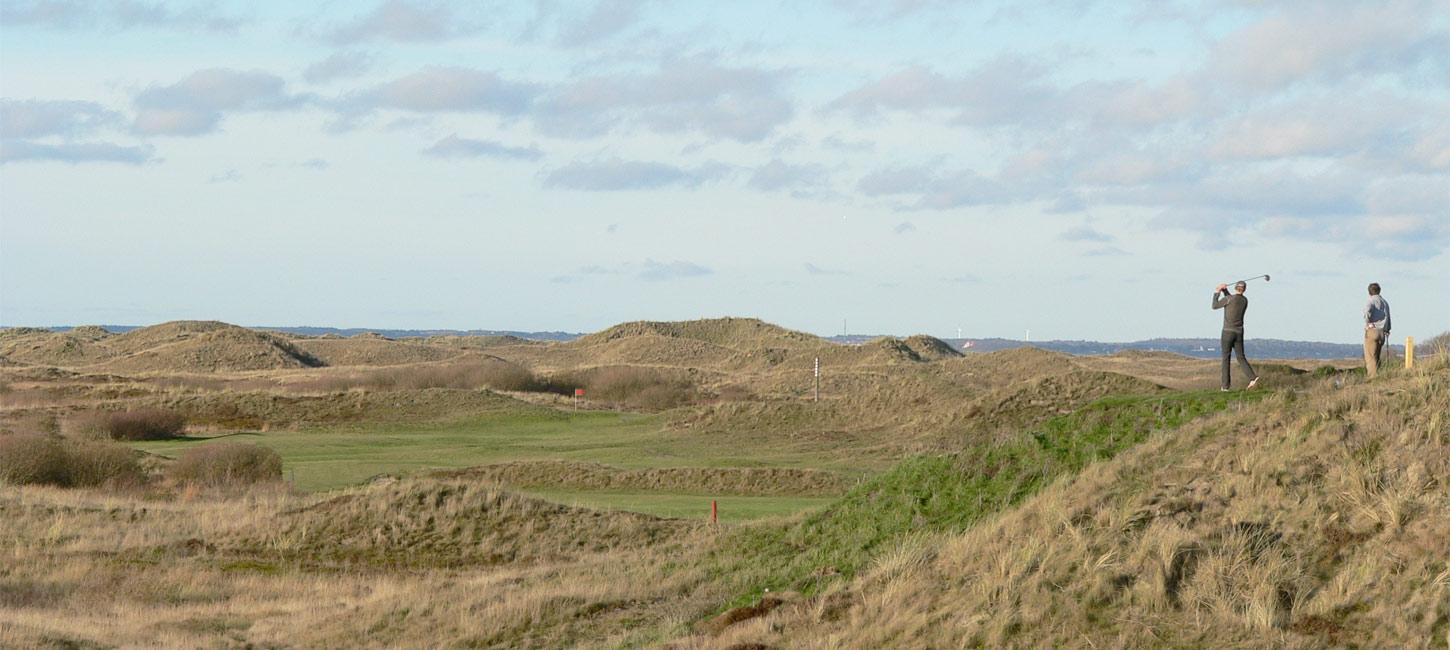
xmin=711 ymin=499 xmax=718 ymax=526
xmin=574 ymin=387 xmax=584 ymax=410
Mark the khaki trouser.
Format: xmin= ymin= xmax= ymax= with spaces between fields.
xmin=1364 ymin=328 xmax=1387 ymax=378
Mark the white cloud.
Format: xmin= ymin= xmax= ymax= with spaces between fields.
xmin=0 ymin=139 xmax=154 ymax=165
xmin=327 ymin=0 xmax=478 ymax=44
xmin=747 ymin=159 xmax=828 ymax=194
xmin=303 ymin=51 xmax=374 ymax=84
xmin=1 ymin=0 xmax=242 ymax=32
xmin=349 ymin=67 xmax=540 ymax=114
xmin=0 ymin=99 xmax=120 ymax=138
xmin=638 ymin=259 xmax=712 ymax=281
xmin=542 ymin=157 xmax=728 ymax=191
xmin=132 ymin=68 xmax=309 ymax=136
xmin=536 ymin=56 xmax=794 ymax=142
xmin=421 ymin=135 xmax=542 ymax=161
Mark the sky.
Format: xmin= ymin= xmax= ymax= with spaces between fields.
xmin=1 ymin=0 xmax=1447 ymax=343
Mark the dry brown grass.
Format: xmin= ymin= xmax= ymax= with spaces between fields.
xmin=169 ymin=443 xmax=283 ymax=488
xmin=553 ymin=365 xmax=699 ymax=410
xmin=2 ymin=319 xmax=1443 ymax=649
xmin=692 ymin=366 xmax=1450 ymax=649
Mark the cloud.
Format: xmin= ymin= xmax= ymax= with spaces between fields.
xmin=892 ymin=221 xmax=916 ymax=234
xmin=826 ymin=57 xmax=1056 ymax=127
xmin=747 ymin=159 xmax=828 ymax=194
xmin=856 ymin=165 xmax=933 ymax=196
xmin=536 ymin=56 xmax=794 ymax=142
xmin=1 ymin=0 xmax=242 ymax=32
xmin=421 ymin=135 xmax=543 ymax=161
xmin=1207 ymin=0 xmax=1449 ymax=92
xmin=638 ymin=259 xmax=712 ymax=281
xmin=1083 ymin=245 xmax=1128 ymax=257
xmin=832 ymin=0 xmax=955 ymax=20
xmin=0 ymin=139 xmax=154 ymax=165
xmin=857 ymin=164 xmax=1016 ymax=210
xmin=349 ymin=67 xmax=541 ymax=114
xmin=1058 ymin=225 xmax=1113 ymax=242
xmin=327 ymin=0 xmax=478 ymax=44
xmin=554 ymin=0 xmax=651 ymax=46
xmin=0 ymin=99 xmax=120 ymax=138
xmin=303 ymin=51 xmax=374 ymax=84
xmin=132 ymin=68 xmax=309 ymax=136
xmin=803 ymin=263 xmax=848 ymax=276
xmin=542 ymin=157 xmax=728 ymax=191
xmin=300 ymin=158 xmax=329 ymax=170
xmin=208 ymin=169 xmax=240 ymax=183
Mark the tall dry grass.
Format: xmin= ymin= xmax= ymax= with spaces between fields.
xmin=285 ymin=359 xmax=553 ymax=393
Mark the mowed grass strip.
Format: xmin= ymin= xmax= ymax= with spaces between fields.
xmin=127 ymin=409 xmax=856 ymax=520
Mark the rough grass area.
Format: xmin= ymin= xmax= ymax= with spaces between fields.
xmin=696 ymin=367 xmax=1450 ymax=648
xmin=706 ymin=389 xmax=1271 ymax=608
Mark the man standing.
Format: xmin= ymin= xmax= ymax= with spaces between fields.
xmin=1363 ymin=282 xmax=1392 ymax=378
xmin=1213 ymin=281 xmax=1259 ymax=391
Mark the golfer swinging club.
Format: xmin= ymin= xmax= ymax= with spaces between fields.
xmin=1213 ymin=281 xmax=1259 ymax=391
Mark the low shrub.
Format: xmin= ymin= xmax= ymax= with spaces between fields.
xmin=0 ymin=435 xmax=68 ymax=486
xmin=107 ymin=409 xmax=186 ymax=440
xmin=66 ymin=440 xmax=146 ymax=487
xmin=169 ymin=443 xmax=283 ymax=487
xmin=0 ymin=434 xmax=145 ymax=487
xmin=553 ymin=366 xmax=696 ymax=410
xmin=64 ymin=411 xmax=113 ymax=439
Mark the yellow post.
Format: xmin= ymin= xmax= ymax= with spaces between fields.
xmin=1405 ymin=336 xmax=1414 ymax=369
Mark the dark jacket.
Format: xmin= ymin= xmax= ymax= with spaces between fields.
xmin=1212 ymin=292 xmax=1248 ymax=333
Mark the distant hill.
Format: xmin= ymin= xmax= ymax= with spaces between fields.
xmin=831 ymin=336 xmax=1400 ymax=360
xmin=12 ymin=325 xmax=1401 ymax=359
xmin=36 ymin=325 xmax=583 ymax=342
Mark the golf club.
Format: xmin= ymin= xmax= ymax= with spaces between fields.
xmin=1220 ymin=274 xmax=1270 ymax=293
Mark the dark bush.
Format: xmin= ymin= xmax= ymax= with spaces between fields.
xmin=0 ymin=435 xmax=69 ymax=486
xmin=107 ymin=409 xmax=186 ymax=440
xmin=169 ymin=443 xmax=283 ymax=487
xmin=0 ymin=435 xmax=145 ymax=487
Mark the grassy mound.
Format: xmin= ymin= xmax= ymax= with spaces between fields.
xmin=435 ymin=460 xmax=855 ymax=496
xmin=103 ymin=325 xmax=323 ymax=373
xmin=231 ymin=478 xmax=694 ymax=568
xmin=714 ymin=367 xmax=1450 ymax=648
xmin=577 ymin=317 xmax=823 ymax=350
xmin=290 ymin=337 xmax=461 ymax=367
